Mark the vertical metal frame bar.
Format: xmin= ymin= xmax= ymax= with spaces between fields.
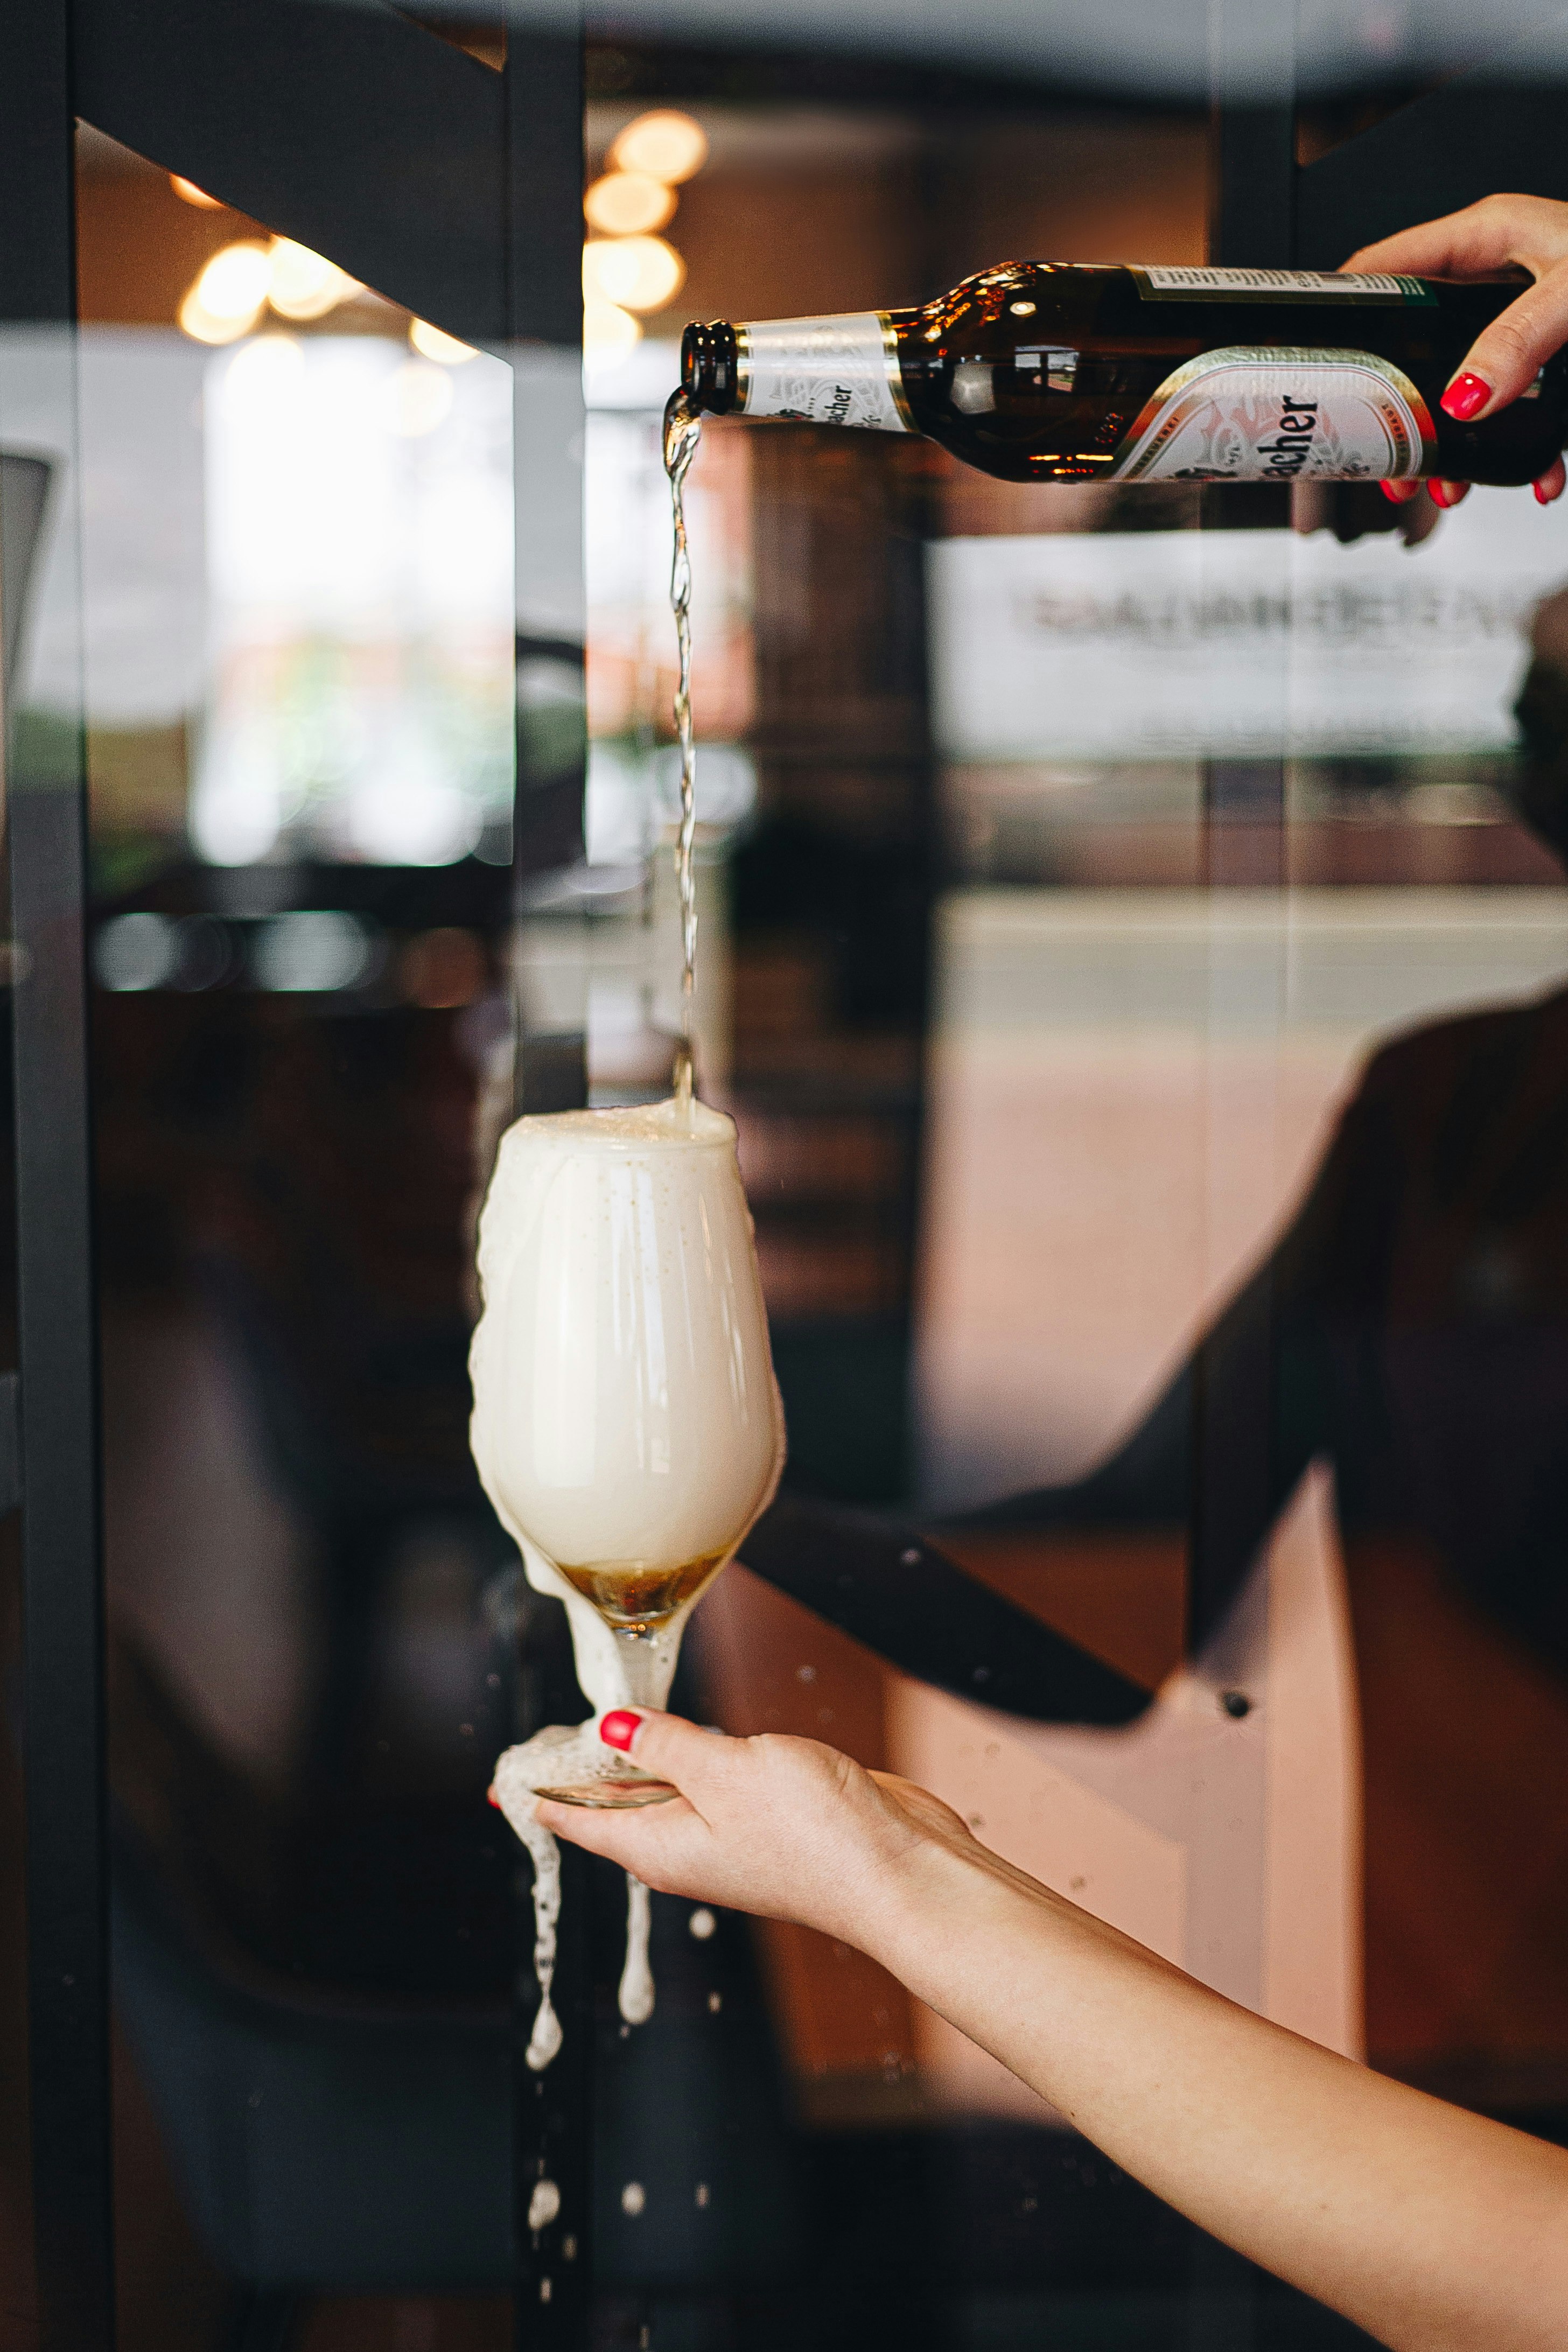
xmin=0 ymin=0 xmax=115 ymax=2342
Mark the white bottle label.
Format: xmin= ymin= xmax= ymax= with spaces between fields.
xmin=738 ymin=311 xmax=912 ymax=433
xmin=1109 ymin=346 xmax=1435 ymax=483
xmin=1131 ymin=265 xmax=1432 ymax=304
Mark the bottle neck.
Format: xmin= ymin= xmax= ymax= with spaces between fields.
xmin=680 ymin=320 xmax=741 ymax=415
xmin=681 ymin=311 xmax=912 ymax=435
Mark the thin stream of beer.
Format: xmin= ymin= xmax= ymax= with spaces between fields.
xmin=663 ymin=388 xmax=703 ymax=1106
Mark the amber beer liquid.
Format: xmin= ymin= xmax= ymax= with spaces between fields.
xmin=680 ymin=261 xmax=1568 ymax=486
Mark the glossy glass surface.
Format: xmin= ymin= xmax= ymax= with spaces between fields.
xmin=471 ymin=1101 xmax=782 ymax=1584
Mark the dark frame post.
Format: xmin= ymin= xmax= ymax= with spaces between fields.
xmin=0 ymin=0 xmax=115 ymax=2343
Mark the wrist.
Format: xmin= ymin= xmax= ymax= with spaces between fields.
xmin=853 ymin=1821 xmax=1024 ymax=1979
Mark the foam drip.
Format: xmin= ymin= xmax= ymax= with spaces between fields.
xmin=619 ymin=1877 xmax=655 ymax=2026
xmin=510 ymin=1797 xmax=563 ymax=2071
xmin=492 ymin=1549 xmax=696 ymax=2060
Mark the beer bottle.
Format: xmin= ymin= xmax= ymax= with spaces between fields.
xmin=679 ymin=261 xmax=1568 ymax=487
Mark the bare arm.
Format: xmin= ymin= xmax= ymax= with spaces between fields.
xmin=1345 ymin=192 xmax=1568 ymax=508
xmin=533 ymin=1710 xmax=1568 ymax=2352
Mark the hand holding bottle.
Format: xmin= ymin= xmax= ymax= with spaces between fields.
xmin=684 ymin=252 xmax=1568 ymax=491
xmin=1346 ymin=193 xmax=1568 ymax=508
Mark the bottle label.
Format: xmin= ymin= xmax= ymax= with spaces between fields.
xmin=1109 ymin=346 xmax=1435 ymax=482
xmin=737 ymin=312 xmax=912 ymax=433
xmin=1131 ymin=265 xmax=1433 ymax=304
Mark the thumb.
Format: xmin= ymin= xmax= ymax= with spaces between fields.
xmin=1444 ymin=263 xmax=1568 ymax=419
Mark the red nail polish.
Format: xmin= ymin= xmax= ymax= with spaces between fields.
xmin=600 ymin=1709 xmax=642 ymax=1752
xmin=486 ymin=1788 xmax=501 ymax=1809
xmin=1535 ymin=481 xmax=1555 ymax=505
xmin=1440 ymin=373 xmax=1489 ymax=422
xmin=1379 ymin=480 xmax=1402 ymax=502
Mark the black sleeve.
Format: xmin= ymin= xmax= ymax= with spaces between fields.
xmin=738 ymin=1489 xmax=1151 ymax=1727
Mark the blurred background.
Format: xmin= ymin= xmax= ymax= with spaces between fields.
xmin=2 ymin=3 xmax=1568 ymax=2348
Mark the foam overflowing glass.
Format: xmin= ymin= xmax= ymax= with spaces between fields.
xmin=472 ymin=1096 xmax=785 ymax=1810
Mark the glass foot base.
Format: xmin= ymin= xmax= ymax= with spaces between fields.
xmin=493 ymin=1720 xmax=677 ymax=1813
xmin=536 ymin=1777 xmax=677 ymax=1809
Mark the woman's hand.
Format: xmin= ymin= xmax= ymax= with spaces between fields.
xmin=1345 ymin=194 xmax=1568 ymax=509
xmin=532 ymin=1707 xmax=995 ymax=1948
xmin=528 ymin=1704 xmax=1568 ymax=2352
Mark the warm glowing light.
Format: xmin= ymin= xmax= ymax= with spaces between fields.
xmin=178 ymin=241 xmax=271 ymax=343
xmin=409 ymin=318 xmax=479 ymax=366
xmin=583 ymin=298 xmax=641 ymax=358
xmin=170 ymin=174 xmax=222 ymax=209
xmin=582 ymin=235 xmax=684 ymax=316
xmin=383 ymin=359 xmax=455 ymax=438
xmin=199 ymin=243 xmax=272 ymax=316
xmin=608 ymin=110 xmax=708 ymax=186
xmin=583 ymin=170 xmax=676 ymax=236
xmin=267 ymin=238 xmax=358 ymax=322
xmin=179 ymin=289 xmax=245 ymax=346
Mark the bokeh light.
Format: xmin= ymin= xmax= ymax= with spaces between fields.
xmin=178 ymin=240 xmax=271 ymax=344
xmin=169 ymin=174 xmax=222 ymax=209
xmin=583 ymin=297 xmax=641 ymax=356
xmin=583 ymin=171 xmax=677 ymax=236
xmin=268 ymin=237 xmax=358 ymax=322
xmin=607 ymin=110 xmax=708 ymax=185
xmin=409 ymin=318 xmax=479 ymax=366
xmin=582 ymin=235 xmax=684 ymax=315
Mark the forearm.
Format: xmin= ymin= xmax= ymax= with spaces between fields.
xmin=866 ymin=1838 xmax=1568 ymax=2352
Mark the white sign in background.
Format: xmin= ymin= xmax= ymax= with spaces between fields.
xmin=928 ymin=490 xmax=1568 ymax=764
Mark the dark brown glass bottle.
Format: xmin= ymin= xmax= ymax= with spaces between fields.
xmin=680 ymin=261 xmax=1568 ymax=487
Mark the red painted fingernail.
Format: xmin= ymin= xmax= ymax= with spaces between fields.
xmin=600 ymin=1709 xmax=642 ymax=1752
xmin=1536 ymin=481 xmax=1553 ymax=505
xmin=1440 ymin=373 xmax=1489 ymax=422
xmin=1379 ymin=480 xmax=1402 ymax=502
xmin=487 ymin=1788 xmax=501 ymax=1809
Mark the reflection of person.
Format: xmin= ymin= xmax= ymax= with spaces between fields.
xmin=1350 ymin=193 xmax=1568 ymax=509
xmin=535 ymin=1705 xmax=1568 ymax=2348
xmin=740 ymin=201 xmax=1568 ymax=2081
